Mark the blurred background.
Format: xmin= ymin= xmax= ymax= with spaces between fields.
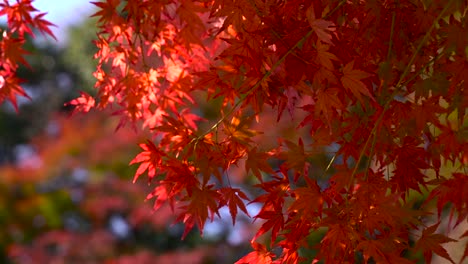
xmin=0 ymin=1 xmax=258 ymax=263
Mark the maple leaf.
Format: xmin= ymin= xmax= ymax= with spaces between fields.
xmin=289 ymin=177 xmax=323 ymax=218
xmin=315 ymin=87 xmax=343 ymax=127
xmin=426 ymin=173 xmax=468 ymax=225
xmin=306 ymin=5 xmax=335 ymax=45
xmin=176 ymin=0 xmax=206 ymax=29
xmin=280 ymin=138 xmax=310 ymax=181
xmin=390 ymin=137 xmax=430 ymax=194
xmin=0 ymin=73 xmax=28 ymax=111
xmin=33 ymin=12 xmax=56 ymax=37
xmin=0 ymin=1 xmax=55 ymax=39
xmin=356 ymin=237 xmax=416 ymax=264
xmin=129 ymin=140 xmax=165 ymax=183
xmin=253 ymin=210 xmax=284 ymax=244
xmin=414 ymin=222 xmax=457 ymax=264
xmin=223 ymin=116 xmax=259 ymax=145
xmin=318 ymin=224 xmax=357 ymax=263
xmin=0 ymin=0 xmax=35 ymax=36
xmin=436 ymin=126 xmax=465 ymax=164
xmin=341 ymin=61 xmax=375 ymax=104
xmin=176 ymin=0 xmax=207 ymax=50
xmin=91 ymin=0 xmax=120 ymax=24
xmin=177 ymin=186 xmax=220 ymax=239
xmin=179 ymin=26 xmax=204 ymax=49
xmin=355 ymin=239 xmax=387 ymax=263
xmin=315 ymin=40 xmax=339 ymax=70
xmin=460 ymin=230 xmax=468 ymax=264
xmin=65 ymin=91 xmax=96 ymax=114
xmin=250 ymin=176 xmax=290 ymax=245
xmin=327 ymin=164 xmax=353 ymax=194
xmin=218 ymin=187 xmax=250 ymax=225
xmin=441 ymin=17 xmax=468 ymax=55
xmin=278 ymin=86 xmax=300 ymax=120
xmin=235 ymin=242 xmax=274 ymax=264
xmin=251 ymin=175 xmax=290 ymax=212
xmin=0 ymin=35 xmax=30 ymax=68
xmin=245 ymin=147 xmax=275 ymax=182
xmin=146 ymin=183 xmax=175 ymax=211
xmin=412 ymin=97 xmax=444 ymax=131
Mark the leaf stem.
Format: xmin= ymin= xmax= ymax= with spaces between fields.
xmin=321 ymin=153 xmax=337 ymax=179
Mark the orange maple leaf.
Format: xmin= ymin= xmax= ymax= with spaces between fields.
xmin=315 ymin=87 xmax=343 ymax=127
xmin=341 ymin=61 xmax=375 ymax=103
xmin=306 ymin=5 xmax=335 ymax=45
xmin=245 ymin=147 xmax=275 ymax=182
xmin=289 ymin=177 xmax=323 ymax=218
xmin=280 ymin=138 xmax=310 ymax=181
xmin=224 ymin=116 xmax=259 ymax=144
xmin=316 ymin=41 xmax=339 ymax=70
xmin=235 ymin=242 xmax=274 ymax=264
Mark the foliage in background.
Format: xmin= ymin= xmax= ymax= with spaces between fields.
xmin=1 ymin=112 xmax=253 ymax=263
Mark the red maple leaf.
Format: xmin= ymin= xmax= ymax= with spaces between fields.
xmin=218 ymin=187 xmax=250 ymax=225
xmin=146 ymin=184 xmax=172 ymax=211
xmin=413 ymin=222 xmax=457 ymax=264
xmin=289 ymin=177 xmax=323 ymax=218
xmin=235 ymin=242 xmax=274 ymax=264
xmin=460 ymin=230 xmax=468 ymax=264
xmin=318 ymin=224 xmax=358 ymax=263
xmin=65 ymin=91 xmax=96 ymax=114
xmin=0 ymin=35 xmax=30 ymax=68
xmin=129 ymin=140 xmax=165 ymax=183
xmin=91 ymin=0 xmax=120 ymax=24
xmin=253 ymin=210 xmax=284 ymax=244
xmin=177 ymin=186 xmax=220 ymax=239
xmin=426 ymin=173 xmax=468 ymax=225
xmin=0 ymin=73 xmax=28 ymax=111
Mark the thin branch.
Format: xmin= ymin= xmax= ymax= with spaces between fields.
xmin=387 ymin=8 xmax=396 ymax=61
xmin=346 ymin=0 xmax=455 ymax=191
xmin=395 ymin=0 xmax=454 ymax=89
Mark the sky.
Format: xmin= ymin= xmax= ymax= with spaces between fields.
xmin=1 ymin=0 xmax=96 ymax=44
